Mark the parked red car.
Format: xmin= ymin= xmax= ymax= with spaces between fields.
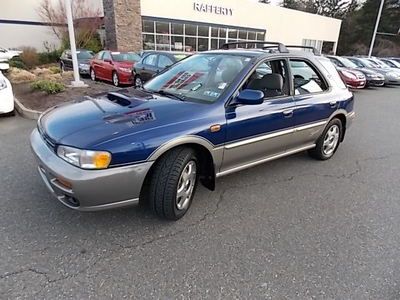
xmin=90 ymin=51 xmax=141 ymax=86
xmin=337 ymin=68 xmax=366 ymax=89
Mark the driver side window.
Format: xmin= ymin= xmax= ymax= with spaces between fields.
xmin=244 ymin=59 xmax=289 ymax=99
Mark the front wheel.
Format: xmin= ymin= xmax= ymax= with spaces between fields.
xmin=90 ymin=68 xmax=96 ymax=81
xmin=112 ymin=71 xmax=120 ymax=87
xmin=134 ymin=76 xmax=143 ymax=88
xmin=309 ymin=118 xmax=343 ymax=160
xmin=148 ymin=147 xmax=198 ymax=220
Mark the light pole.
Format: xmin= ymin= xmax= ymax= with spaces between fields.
xmin=65 ymin=0 xmax=86 ymax=87
xmin=368 ymin=0 xmax=385 ymax=57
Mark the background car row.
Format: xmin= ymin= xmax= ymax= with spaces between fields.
xmin=59 ymin=49 xmax=190 ymax=87
xmin=326 ymin=55 xmax=400 ymax=88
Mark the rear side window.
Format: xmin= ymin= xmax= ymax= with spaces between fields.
xmin=317 ymin=57 xmax=347 ymax=89
xmin=143 ymin=54 xmax=158 ymax=66
xmin=158 ymin=55 xmax=174 ymax=68
xmin=289 ymin=60 xmax=328 ymax=95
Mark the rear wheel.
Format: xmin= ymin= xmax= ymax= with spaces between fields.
xmin=112 ymin=71 xmax=119 ymax=87
xmin=148 ymin=147 xmax=198 ymax=220
xmin=309 ymin=118 xmax=342 ymax=160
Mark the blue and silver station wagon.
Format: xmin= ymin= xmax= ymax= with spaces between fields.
xmin=31 ymin=42 xmax=355 ymax=220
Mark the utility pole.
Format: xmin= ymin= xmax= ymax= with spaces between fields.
xmin=368 ymin=0 xmax=385 ymax=57
xmin=65 ymin=0 xmax=86 ymax=87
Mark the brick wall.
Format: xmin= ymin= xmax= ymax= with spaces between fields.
xmin=102 ymin=0 xmax=142 ymax=52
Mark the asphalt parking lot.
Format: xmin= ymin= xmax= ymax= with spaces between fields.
xmin=1 ymin=86 xmax=400 ymax=299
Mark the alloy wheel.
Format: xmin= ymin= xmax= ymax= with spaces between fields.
xmin=323 ymin=124 xmax=340 ymax=156
xmin=176 ymin=160 xmax=197 ymax=211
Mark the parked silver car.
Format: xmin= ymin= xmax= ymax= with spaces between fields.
xmin=346 ymin=57 xmax=400 ymax=85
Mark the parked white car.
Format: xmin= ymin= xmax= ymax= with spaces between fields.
xmin=0 ymin=71 xmax=14 ymax=116
xmin=0 ymin=47 xmax=21 ymax=61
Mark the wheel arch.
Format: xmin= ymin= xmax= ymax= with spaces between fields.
xmin=146 ymin=136 xmax=223 ymax=191
xmin=328 ymin=109 xmax=347 ymax=142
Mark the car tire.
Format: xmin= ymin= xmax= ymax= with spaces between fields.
xmin=90 ymin=68 xmax=96 ymax=81
xmin=112 ymin=71 xmax=119 ymax=87
xmin=308 ymin=118 xmax=343 ymax=160
xmin=134 ymin=76 xmax=143 ymax=88
xmin=148 ymin=147 xmax=199 ymax=220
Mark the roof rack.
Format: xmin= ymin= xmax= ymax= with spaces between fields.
xmin=285 ymin=45 xmax=321 ymax=56
xmin=220 ymin=41 xmax=289 ymax=53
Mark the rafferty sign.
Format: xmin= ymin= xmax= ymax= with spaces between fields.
xmin=193 ymin=2 xmax=233 ymax=16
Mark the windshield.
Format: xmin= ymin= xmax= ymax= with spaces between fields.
xmin=77 ymin=51 xmax=94 ymax=59
xmin=358 ymin=58 xmax=376 ymax=68
xmin=338 ymin=57 xmax=358 ymax=68
xmin=173 ymin=54 xmax=190 ymax=61
xmin=111 ymin=52 xmax=141 ymax=62
xmin=143 ymin=53 xmax=252 ymax=103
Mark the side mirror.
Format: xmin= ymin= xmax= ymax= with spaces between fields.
xmin=235 ymin=89 xmax=264 ymax=105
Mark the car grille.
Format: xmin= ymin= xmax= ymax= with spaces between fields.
xmin=357 ymin=74 xmax=365 ymax=79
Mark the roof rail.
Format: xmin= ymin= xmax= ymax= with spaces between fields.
xmin=285 ymin=45 xmax=321 ymax=56
xmin=220 ymin=41 xmax=289 ymax=53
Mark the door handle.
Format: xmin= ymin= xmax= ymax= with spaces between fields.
xmin=282 ymin=109 xmax=294 ymax=117
xmin=329 ymin=101 xmax=338 ymax=108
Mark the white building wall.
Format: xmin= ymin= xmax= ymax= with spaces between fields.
xmin=1 ymin=0 xmax=341 ymax=51
xmin=141 ymin=0 xmax=342 ymax=47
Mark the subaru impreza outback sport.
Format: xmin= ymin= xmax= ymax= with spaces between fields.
xmin=31 ymin=42 xmax=355 ymax=220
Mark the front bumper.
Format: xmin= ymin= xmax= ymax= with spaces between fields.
xmin=367 ymin=78 xmax=385 ymax=87
xmin=0 ymin=84 xmax=14 ymax=114
xmin=347 ymin=80 xmax=366 ymax=89
xmin=30 ymin=129 xmax=153 ymax=211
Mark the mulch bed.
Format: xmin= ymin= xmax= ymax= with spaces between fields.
xmin=13 ymin=77 xmax=126 ymax=112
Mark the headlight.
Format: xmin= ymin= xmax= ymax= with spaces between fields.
xmin=341 ymin=70 xmax=357 ymax=80
xmin=0 ymin=78 xmax=7 ymax=90
xmin=57 ymin=145 xmax=111 ymax=169
xmin=118 ymin=67 xmax=131 ymax=73
xmin=387 ymin=72 xmax=400 ymax=78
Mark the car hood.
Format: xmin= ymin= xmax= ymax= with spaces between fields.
xmin=357 ymin=68 xmax=380 ymax=76
xmin=39 ymin=89 xmax=210 ymax=150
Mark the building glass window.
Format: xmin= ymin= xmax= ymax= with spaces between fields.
xmin=219 ymin=28 xmax=227 ymax=39
xmin=171 ymin=36 xmax=184 ymax=51
xmin=185 ymin=37 xmax=196 ymax=52
xmin=198 ymin=25 xmax=209 ymax=37
xmin=198 ymin=38 xmax=208 ymax=52
xmin=143 ymin=34 xmax=155 ymax=50
xmin=256 ymin=32 xmax=265 ymax=41
xmin=239 ymin=30 xmax=247 ymax=40
xmin=156 ymin=22 xmax=169 ymax=34
xmin=211 ymin=27 xmax=219 ymax=38
xmin=185 ymin=24 xmax=197 ymax=36
xmin=156 ymin=35 xmax=170 ymax=50
xmin=142 ymin=20 xmax=154 ymax=33
xmin=211 ymin=39 xmax=218 ymax=50
xmin=228 ymin=29 xmax=238 ymax=39
xmin=248 ymin=31 xmax=256 ymax=40
xmin=171 ymin=23 xmax=183 ymax=35
xmin=141 ymin=17 xmax=265 ymax=52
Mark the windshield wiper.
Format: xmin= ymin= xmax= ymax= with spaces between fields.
xmin=153 ymin=90 xmax=186 ymax=101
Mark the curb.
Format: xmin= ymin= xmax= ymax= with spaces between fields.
xmin=14 ymin=97 xmax=42 ymax=120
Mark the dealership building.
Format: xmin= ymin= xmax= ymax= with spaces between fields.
xmin=1 ymin=0 xmax=342 ymax=54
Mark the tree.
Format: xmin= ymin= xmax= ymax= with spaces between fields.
xmin=337 ymin=0 xmax=400 ymax=56
xmin=37 ymin=0 xmax=103 ymax=51
xmin=280 ymin=0 xmax=359 ymax=18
